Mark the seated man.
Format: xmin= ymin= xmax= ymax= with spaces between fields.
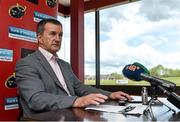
xmin=15 ymin=18 xmax=133 ymax=117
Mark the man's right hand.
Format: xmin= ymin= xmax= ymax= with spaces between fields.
xmin=73 ymin=93 xmax=108 ymax=107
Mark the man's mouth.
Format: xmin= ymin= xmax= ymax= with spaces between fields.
xmin=53 ymin=44 xmax=60 ymax=46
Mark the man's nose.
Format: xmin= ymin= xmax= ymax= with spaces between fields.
xmin=54 ymin=35 xmax=61 ymax=41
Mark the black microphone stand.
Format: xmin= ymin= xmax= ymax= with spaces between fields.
xmin=144 ymin=84 xmax=176 ymax=114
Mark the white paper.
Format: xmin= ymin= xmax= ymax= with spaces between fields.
xmin=85 ymin=104 xmax=126 ymax=113
xmin=85 ymin=104 xmax=147 ymax=115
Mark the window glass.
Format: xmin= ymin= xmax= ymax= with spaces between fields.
xmin=84 ymin=12 xmax=96 ymax=85
xmin=99 ymin=0 xmax=180 ymax=86
xmin=57 ymin=15 xmax=70 ymax=63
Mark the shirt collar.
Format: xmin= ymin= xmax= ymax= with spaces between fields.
xmin=38 ymin=47 xmax=58 ymax=62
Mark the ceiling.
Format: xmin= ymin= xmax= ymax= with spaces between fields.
xmin=58 ymin=0 xmax=137 ymax=16
xmin=58 ymin=0 xmax=91 ymax=7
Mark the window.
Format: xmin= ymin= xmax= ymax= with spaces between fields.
xmin=84 ymin=12 xmax=96 ymax=85
xmin=99 ymin=0 xmax=180 ymax=86
xmin=57 ymin=15 xmax=70 ymax=63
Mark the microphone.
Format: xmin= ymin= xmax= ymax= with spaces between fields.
xmin=122 ymin=62 xmax=180 ymax=109
xmin=158 ymin=85 xmax=180 ymax=109
xmin=122 ymin=62 xmax=176 ymax=91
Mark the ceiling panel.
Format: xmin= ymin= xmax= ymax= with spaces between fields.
xmin=59 ymin=0 xmax=91 ymax=7
xmin=58 ymin=0 xmax=137 ymax=16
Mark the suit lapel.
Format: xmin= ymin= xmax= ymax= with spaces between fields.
xmin=34 ymin=51 xmax=65 ymax=90
xmin=56 ymin=59 xmax=74 ymax=95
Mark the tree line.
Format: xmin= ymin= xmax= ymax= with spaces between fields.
xmin=109 ymin=64 xmax=180 ymax=79
xmin=150 ymin=64 xmax=180 ymax=77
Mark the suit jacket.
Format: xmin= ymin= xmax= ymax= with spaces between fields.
xmin=15 ymin=50 xmax=111 ymax=116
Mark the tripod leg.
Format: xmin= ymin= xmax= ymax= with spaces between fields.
xmin=144 ymin=98 xmax=154 ymax=113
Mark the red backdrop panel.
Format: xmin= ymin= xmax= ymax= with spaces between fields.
xmin=0 ymin=0 xmax=57 ymax=120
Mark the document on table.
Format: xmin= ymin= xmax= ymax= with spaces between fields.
xmin=85 ymin=104 xmax=147 ymax=115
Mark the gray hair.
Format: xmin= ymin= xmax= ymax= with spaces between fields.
xmin=37 ymin=18 xmax=62 ymax=35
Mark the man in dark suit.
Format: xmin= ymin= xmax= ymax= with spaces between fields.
xmin=15 ymin=18 xmax=133 ymax=117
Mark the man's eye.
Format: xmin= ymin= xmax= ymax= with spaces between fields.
xmin=50 ymin=32 xmax=56 ymax=36
xmin=59 ymin=33 xmax=63 ymax=37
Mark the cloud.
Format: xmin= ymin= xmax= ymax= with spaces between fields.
xmin=139 ymin=0 xmax=180 ymax=21
xmin=100 ymin=1 xmax=140 ymax=33
xmin=98 ymin=41 xmax=180 ymax=74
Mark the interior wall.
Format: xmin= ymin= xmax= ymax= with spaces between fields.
xmin=0 ymin=0 xmax=57 ymax=120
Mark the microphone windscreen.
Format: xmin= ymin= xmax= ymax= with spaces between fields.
xmin=122 ymin=62 xmax=150 ymax=81
xmin=133 ymin=62 xmax=150 ymax=74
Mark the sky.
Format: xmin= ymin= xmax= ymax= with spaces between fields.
xmin=58 ymin=0 xmax=180 ymax=75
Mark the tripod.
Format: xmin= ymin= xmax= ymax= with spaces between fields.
xmin=144 ymin=84 xmax=176 ymax=114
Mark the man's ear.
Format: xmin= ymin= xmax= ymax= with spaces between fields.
xmin=37 ymin=33 xmax=42 ymax=39
xmin=37 ymin=33 xmax=43 ymax=44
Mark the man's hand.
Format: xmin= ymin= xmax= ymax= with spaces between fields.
xmin=109 ymin=91 xmax=133 ymax=101
xmin=73 ymin=93 xmax=108 ymax=107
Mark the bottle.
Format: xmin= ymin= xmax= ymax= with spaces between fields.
xmin=141 ymin=87 xmax=148 ymax=105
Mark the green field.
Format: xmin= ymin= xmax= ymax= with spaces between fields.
xmin=85 ymin=77 xmax=180 ymax=86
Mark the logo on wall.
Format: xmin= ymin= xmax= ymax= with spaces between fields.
xmin=9 ymin=3 xmax=26 ymax=18
xmin=5 ymin=73 xmax=17 ymax=88
xmin=34 ymin=11 xmax=56 ymax=22
xmin=0 ymin=48 xmax=13 ymax=62
xmin=4 ymin=97 xmax=19 ymax=110
xmin=9 ymin=26 xmax=37 ymax=43
xmin=27 ymin=0 xmax=39 ymax=4
xmin=46 ymin=0 xmax=57 ymax=8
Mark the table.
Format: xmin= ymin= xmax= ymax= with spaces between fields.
xmin=21 ymin=97 xmax=180 ymax=121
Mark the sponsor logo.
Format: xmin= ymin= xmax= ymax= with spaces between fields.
xmin=9 ymin=26 xmax=37 ymax=43
xmin=0 ymin=48 xmax=13 ymax=62
xmin=46 ymin=0 xmax=57 ymax=8
xmin=5 ymin=73 xmax=17 ymax=88
xmin=34 ymin=11 xmax=56 ymax=22
xmin=4 ymin=97 xmax=19 ymax=110
xmin=9 ymin=3 xmax=26 ymax=18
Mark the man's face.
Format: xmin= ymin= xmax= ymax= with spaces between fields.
xmin=38 ymin=23 xmax=63 ymax=54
